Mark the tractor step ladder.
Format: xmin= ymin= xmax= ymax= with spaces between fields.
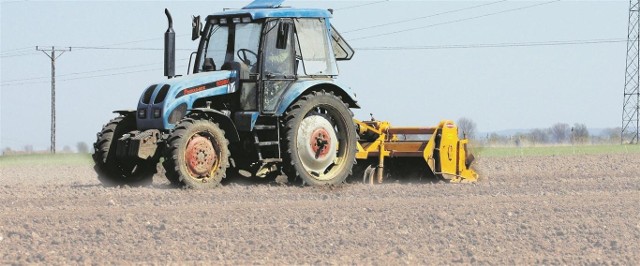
xmin=252 ymin=116 xmax=282 ymax=161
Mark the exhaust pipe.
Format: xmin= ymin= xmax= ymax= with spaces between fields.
xmin=164 ymin=8 xmax=175 ymax=78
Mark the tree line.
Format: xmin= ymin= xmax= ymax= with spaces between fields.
xmin=457 ymin=118 xmax=624 ymax=146
xmin=2 ymin=142 xmax=90 ymax=155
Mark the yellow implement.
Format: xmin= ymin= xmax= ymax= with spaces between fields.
xmin=355 ymin=119 xmax=478 ymax=183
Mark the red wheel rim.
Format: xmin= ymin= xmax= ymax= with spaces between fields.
xmin=309 ymin=128 xmax=331 ymax=159
xmin=185 ymin=134 xmax=218 ymax=178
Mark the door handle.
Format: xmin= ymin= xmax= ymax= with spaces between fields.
xmin=265 ymin=73 xmax=276 ymax=79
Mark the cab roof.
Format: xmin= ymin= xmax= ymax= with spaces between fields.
xmin=211 ymin=8 xmax=331 ymax=20
xmin=209 ymin=0 xmax=331 ymax=20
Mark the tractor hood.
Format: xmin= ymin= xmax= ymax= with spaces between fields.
xmin=136 ymin=70 xmax=236 ymax=130
xmin=158 ymin=71 xmax=235 ymax=99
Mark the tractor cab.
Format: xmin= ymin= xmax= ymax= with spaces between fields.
xmin=191 ymin=0 xmax=355 ymax=113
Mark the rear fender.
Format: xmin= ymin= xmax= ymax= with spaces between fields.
xmin=188 ymin=108 xmax=240 ymax=143
xmin=275 ymin=80 xmax=359 ymax=115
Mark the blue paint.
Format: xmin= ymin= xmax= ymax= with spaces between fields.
xmin=234 ymin=111 xmax=260 ymax=132
xmin=275 ymin=79 xmax=358 ymax=115
xmin=243 ymin=0 xmax=285 ymax=9
xmin=211 ymin=8 xmax=331 ymax=20
xmin=137 ymin=71 xmax=236 ymax=130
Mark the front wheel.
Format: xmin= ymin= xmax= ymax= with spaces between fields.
xmin=282 ymin=90 xmax=357 ymax=186
xmin=93 ymin=114 xmax=156 ymax=186
xmin=164 ymin=117 xmax=231 ymax=189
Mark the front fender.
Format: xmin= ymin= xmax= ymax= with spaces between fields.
xmin=275 ymin=80 xmax=359 ymax=115
xmin=188 ymin=108 xmax=240 ymax=143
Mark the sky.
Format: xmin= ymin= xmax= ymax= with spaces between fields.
xmin=0 ymin=0 xmax=630 ymax=152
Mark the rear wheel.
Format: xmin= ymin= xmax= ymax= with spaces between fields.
xmin=282 ymin=90 xmax=357 ymax=186
xmin=164 ymin=117 xmax=230 ymax=189
xmin=93 ymin=114 xmax=156 ymax=186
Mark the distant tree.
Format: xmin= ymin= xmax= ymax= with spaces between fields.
xmin=550 ymin=123 xmax=570 ymax=144
xmin=620 ymin=127 xmax=638 ymax=144
xmin=513 ymin=133 xmax=528 ymax=147
xmin=528 ymin=128 xmax=550 ymax=145
xmin=457 ymin=117 xmax=477 ymax=140
xmin=76 ymin=142 xmax=89 ymax=154
xmin=487 ymin=133 xmax=508 ymax=146
xmin=2 ymin=147 xmax=12 ymax=156
xmin=602 ymin=127 xmax=622 ymax=143
xmin=571 ymin=123 xmax=589 ymax=144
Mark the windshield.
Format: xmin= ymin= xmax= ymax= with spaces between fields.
xmin=202 ymin=22 xmax=261 ymax=73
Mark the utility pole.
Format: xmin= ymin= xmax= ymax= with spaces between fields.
xmin=36 ymin=46 xmax=71 ymax=154
xmin=623 ymin=0 xmax=640 ymax=144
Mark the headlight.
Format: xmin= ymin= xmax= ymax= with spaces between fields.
xmin=138 ymin=109 xmax=147 ymax=119
xmin=168 ymin=104 xmax=187 ymax=124
xmin=153 ymin=109 xmax=162 ymax=118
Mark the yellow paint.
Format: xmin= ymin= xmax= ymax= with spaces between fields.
xmin=355 ymin=119 xmax=478 ymax=183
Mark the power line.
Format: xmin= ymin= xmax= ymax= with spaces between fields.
xmin=1 ymin=68 xmax=161 ymax=86
xmin=57 ymin=67 xmax=165 ymax=82
xmin=32 ymin=37 xmax=621 ymax=58
xmin=1 ymin=37 xmax=623 ymax=86
xmin=1 ymin=35 xmax=191 ymax=58
xmin=72 ymin=46 xmax=193 ymax=51
xmin=0 ymin=51 xmax=39 ymax=58
xmin=1 ymin=67 xmax=161 ymax=86
xmin=1 ymin=64 xmax=188 ymax=86
xmin=350 ymin=0 xmax=562 ymax=42
xmin=356 ymin=38 xmax=626 ymax=51
xmin=335 ymin=0 xmax=388 ymax=11
xmin=0 ymin=47 xmax=33 ymax=55
xmin=343 ymin=0 xmax=508 ymax=34
xmin=71 ymin=34 xmax=190 ymax=51
xmin=1 ymin=58 xmax=190 ymax=85
xmin=1 ymin=62 xmax=161 ymax=84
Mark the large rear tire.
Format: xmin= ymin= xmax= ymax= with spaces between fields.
xmin=93 ymin=114 xmax=156 ymax=186
xmin=282 ymin=90 xmax=357 ymax=186
xmin=164 ymin=117 xmax=230 ymax=189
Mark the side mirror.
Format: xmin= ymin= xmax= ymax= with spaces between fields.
xmin=276 ymin=22 xmax=290 ymax=50
xmin=192 ymin=15 xmax=202 ymax=41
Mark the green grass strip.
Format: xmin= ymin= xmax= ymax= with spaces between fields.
xmin=475 ymin=144 xmax=640 ymax=157
xmin=0 ymin=153 xmax=93 ymax=167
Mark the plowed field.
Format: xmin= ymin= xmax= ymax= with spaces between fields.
xmin=1 ymin=153 xmax=639 ymax=264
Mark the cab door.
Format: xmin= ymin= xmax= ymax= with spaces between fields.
xmin=260 ymin=19 xmax=295 ymax=113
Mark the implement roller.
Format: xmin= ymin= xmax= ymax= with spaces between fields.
xmin=355 ymin=118 xmax=478 ymax=184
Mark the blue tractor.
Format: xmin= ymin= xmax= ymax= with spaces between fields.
xmin=93 ymin=0 xmax=360 ymax=188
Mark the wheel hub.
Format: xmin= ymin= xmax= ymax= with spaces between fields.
xmin=185 ymin=135 xmax=218 ymax=177
xmin=296 ymin=115 xmax=338 ymax=178
xmin=310 ymin=128 xmax=331 ymax=159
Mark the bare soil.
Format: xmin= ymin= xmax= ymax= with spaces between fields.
xmin=1 ymin=153 xmax=639 ymax=265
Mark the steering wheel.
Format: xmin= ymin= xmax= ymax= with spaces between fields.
xmin=237 ymin=49 xmax=258 ymax=67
